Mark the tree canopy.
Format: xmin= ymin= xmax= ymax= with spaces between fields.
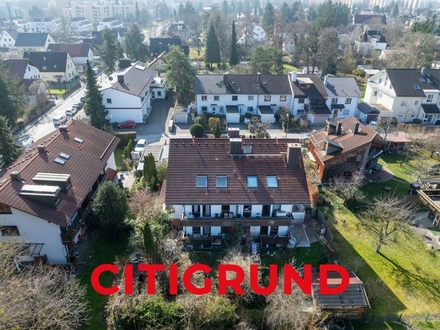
xmin=0 ymin=115 xmax=22 ymax=170
xmin=125 ymin=23 xmax=150 ymax=62
xmin=261 ymin=2 xmax=275 ymax=38
xmin=97 ymin=28 xmax=119 ymax=75
xmin=84 ymin=60 xmax=109 ymax=129
xmin=0 ymin=63 xmax=27 ymax=125
xmin=229 ymin=21 xmax=239 ymax=66
xmin=205 ymin=22 xmax=221 ymax=67
xmin=249 ymin=46 xmax=284 ymax=74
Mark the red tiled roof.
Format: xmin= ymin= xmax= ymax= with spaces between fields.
xmin=165 ymin=138 xmax=310 ymax=205
xmin=0 ymin=121 xmax=120 ymax=227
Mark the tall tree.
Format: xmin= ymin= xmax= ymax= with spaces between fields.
xmin=84 ymin=60 xmax=109 ymax=129
xmin=28 ymin=5 xmax=43 ymax=19
xmin=211 ymin=12 xmax=231 ymax=61
xmin=143 ymin=152 xmax=157 ymax=188
xmin=125 ymin=23 xmax=150 ymax=62
xmin=205 ymin=22 xmax=221 ymax=67
xmin=222 ymin=0 xmax=229 ymax=15
xmin=186 ymin=13 xmax=203 ymax=56
xmin=249 ymin=46 xmax=283 ymax=74
xmin=0 ymin=115 xmax=21 ymax=170
xmin=97 ymin=28 xmax=118 ymax=75
xmin=0 ymin=63 xmax=27 ymax=125
xmin=166 ymin=45 xmax=196 ymax=105
xmin=261 ymin=2 xmax=275 ymax=38
xmin=229 ymin=21 xmax=239 ymax=66
xmin=291 ymin=1 xmax=305 ymax=22
xmin=317 ymin=27 xmax=339 ymax=74
xmin=92 ymin=181 xmax=128 ymax=238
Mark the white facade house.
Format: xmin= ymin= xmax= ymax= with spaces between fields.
xmin=364 ymin=68 xmax=440 ymax=125
xmin=0 ymin=28 xmax=18 ymax=49
xmin=47 ymin=43 xmax=94 ymax=72
xmin=238 ymin=25 xmax=266 ymax=44
xmin=283 ymin=36 xmax=295 ymax=53
xmin=68 ymin=18 xmax=93 ymax=33
xmin=324 ymin=76 xmax=361 ymax=121
xmin=97 ymin=17 xmax=123 ymax=31
xmin=0 ymin=121 xmax=119 ymax=264
xmin=101 ymin=60 xmax=158 ymax=124
xmin=150 ymin=76 xmax=168 ymax=100
xmin=28 ymin=18 xmax=62 ymax=33
xmin=4 ymin=58 xmax=40 ymax=81
xmin=24 ymin=51 xmax=78 ymax=83
xmin=355 ymin=30 xmax=387 ymax=54
xmin=14 ymin=32 xmax=55 ymax=58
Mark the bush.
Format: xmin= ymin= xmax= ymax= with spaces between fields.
xmin=435 ymin=120 xmax=440 ymax=125
xmin=114 ymin=131 xmax=137 ymax=147
xmin=190 ymin=123 xmax=205 ymax=137
xmin=413 ymin=119 xmax=422 ymax=124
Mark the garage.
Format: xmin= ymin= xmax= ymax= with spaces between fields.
xmin=226 ymin=106 xmax=240 ymax=123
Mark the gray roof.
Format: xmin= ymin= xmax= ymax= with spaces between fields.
xmin=23 ymin=51 xmax=69 ymax=72
xmin=360 ymin=30 xmax=386 ymax=43
xmin=2 ymin=28 xmax=18 ymax=40
xmin=15 ymin=33 xmax=51 ymax=47
xmin=107 ymin=62 xmax=157 ymax=97
xmin=358 ymin=102 xmax=380 ymax=114
xmin=421 ymin=103 xmax=440 ymax=114
xmin=305 ymin=104 xmax=331 ymax=115
xmin=325 ymin=77 xmax=361 ymax=98
xmin=289 ymin=73 xmax=328 ymax=100
xmin=195 ymin=74 xmax=292 ymax=95
xmin=385 ymin=68 xmax=440 ymax=97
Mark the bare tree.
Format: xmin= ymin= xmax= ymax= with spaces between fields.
xmin=248 ymin=116 xmax=271 ymax=138
xmin=186 ymin=13 xmax=204 ymax=56
xmin=363 ymin=278 xmax=386 ymax=306
xmin=361 ymin=194 xmax=417 ymax=253
xmin=327 ymin=171 xmax=366 ymax=206
xmin=421 ymin=129 xmax=440 ymax=158
xmin=411 ymin=154 xmax=433 ymax=181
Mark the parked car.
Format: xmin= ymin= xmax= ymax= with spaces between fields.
xmin=53 ymin=115 xmax=67 ymax=126
xmin=72 ymin=102 xmax=83 ymax=110
xmin=80 ymin=96 xmax=85 ymax=103
xmin=134 ymin=139 xmax=147 ymax=153
xmin=65 ymin=108 xmax=77 ymax=116
xmin=118 ymin=120 xmax=137 ymax=129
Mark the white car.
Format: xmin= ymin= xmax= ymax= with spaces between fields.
xmin=134 ymin=139 xmax=147 ymax=153
xmin=53 ymin=115 xmax=67 ymax=126
xmin=65 ymin=108 xmax=77 ymax=116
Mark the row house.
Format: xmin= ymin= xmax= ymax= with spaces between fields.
xmin=365 ymin=68 xmax=440 ymax=125
xmin=324 ymin=76 xmax=361 ymax=121
xmin=28 ymin=18 xmax=62 ymax=33
xmin=97 ymin=17 xmax=123 ymax=31
xmin=48 ymin=43 xmax=94 ymax=73
xmin=14 ymin=32 xmax=55 ymax=58
xmin=68 ymin=17 xmax=93 ymax=34
xmin=0 ymin=121 xmax=119 ymax=264
xmin=164 ymin=136 xmax=310 ymax=247
xmin=308 ymin=117 xmax=384 ymax=182
xmin=23 ymin=51 xmax=77 ymax=83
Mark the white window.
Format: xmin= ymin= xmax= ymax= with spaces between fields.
xmin=280 ymin=95 xmax=287 ymax=102
xmin=196 ymin=176 xmax=207 ymax=188
xmin=201 ymin=95 xmax=207 ymax=101
xmin=214 ymin=95 xmax=219 ymax=100
xmin=248 ymin=96 xmax=254 ymax=101
xmin=264 ymin=95 xmax=271 ymax=101
xmin=216 ymin=176 xmax=227 ymax=188
xmin=373 ymin=91 xmax=377 ymax=96
xmin=266 ymin=176 xmax=278 ymax=188
xmin=331 ymin=98 xmax=338 ymax=104
xmin=401 ymin=101 xmax=407 ymax=106
xmin=345 ymin=98 xmax=352 ymax=104
xmin=0 ymin=226 xmax=20 ymax=236
xmin=247 ymin=176 xmax=258 ymax=188
xmin=415 ymin=101 xmax=419 ymax=105
xmin=427 ymin=94 xmax=433 ymax=102
xmin=232 ymin=96 xmax=238 ymax=101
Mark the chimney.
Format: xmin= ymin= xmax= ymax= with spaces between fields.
xmin=228 ymin=127 xmax=240 ymax=138
xmin=336 ymin=122 xmax=342 ymax=135
xmin=59 ymin=126 xmax=68 ymax=132
xmin=119 ymin=58 xmax=131 ymax=70
xmin=302 ymin=67 xmax=308 ymax=74
xmin=324 ymin=75 xmax=328 ymax=87
xmin=257 ymin=73 xmax=261 ymax=84
xmin=421 ymin=67 xmax=426 ymax=76
xmin=37 ymin=144 xmax=46 ymax=153
xmin=291 ymin=71 xmax=297 ymax=82
xmin=325 ymin=120 xmax=336 ymax=135
xmin=117 ymin=74 xmax=124 ymax=84
xmin=286 ymin=143 xmax=301 ymax=166
xmin=223 ymin=73 xmax=228 ymax=84
xmin=229 ymin=138 xmax=242 ymax=155
xmin=354 ymin=122 xmax=360 ymax=134
xmin=10 ymin=171 xmax=22 ymax=181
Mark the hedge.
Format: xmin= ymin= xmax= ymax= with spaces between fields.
xmin=113 ymin=131 xmax=137 ymax=147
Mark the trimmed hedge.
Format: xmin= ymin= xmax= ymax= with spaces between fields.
xmin=190 ymin=123 xmax=204 ymax=137
xmin=113 ymin=131 xmax=137 ymax=147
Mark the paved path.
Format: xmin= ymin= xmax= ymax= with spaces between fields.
xmin=412 ymin=211 xmax=440 ymax=250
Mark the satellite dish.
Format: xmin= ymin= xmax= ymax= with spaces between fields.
xmin=108 ymin=76 xmax=113 ymax=81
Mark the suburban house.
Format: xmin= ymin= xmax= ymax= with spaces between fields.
xmin=97 ymin=17 xmax=123 ymax=31
xmin=68 ymin=17 xmax=93 ymax=34
xmin=150 ymin=75 xmax=168 ymax=100
xmin=23 ymin=51 xmax=78 ymax=83
xmin=100 ymin=59 xmax=157 ymax=124
xmin=355 ymin=29 xmax=387 ymax=54
xmin=312 ymin=271 xmax=370 ymax=320
xmin=308 ymin=117 xmax=384 ymax=182
xmin=163 ymin=135 xmax=310 ymax=248
xmin=237 ymin=25 xmax=266 ymax=44
xmin=47 ymin=43 xmax=94 ymax=72
xmin=0 ymin=121 xmax=119 ymax=264
xmin=364 ymin=68 xmax=440 ymax=125
xmin=147 ymin=51 xmax=167 ymax=72
xmin=324 ymin=75 xmax=362 ymax=121
xmin=357 ymin=102 xmax=380 ymax=124
xmin=282 ymin=36 xmax=295 ymax=54
xmin=353 ymin=13 xmax=387 ymax=26
xmin=28 ymin=18 xmax=62 ymax=33
xmin=289 ymin=72 xmax=330 ymax=125
xmin=166 ymin=21 xmax=190 ymax=41
xmin=4 ymin=58 xmax=40 ymax=87
xmin=149 ymin=38 xmax=189 ymax=58
xmin=0 ymin=28 xmax=18 ymax=49
xmin=194 ymin=73 xmax=293 ymax=124
xmin=14 ymin=32 xmax=55 ymax=57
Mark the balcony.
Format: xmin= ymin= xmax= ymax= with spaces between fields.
xmin=172 ymin=216 xmax=294 ymax=228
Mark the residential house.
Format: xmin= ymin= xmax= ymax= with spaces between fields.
xmin=12 ymin=19 xmax=30 ymax=32
xmin=3 ymin=58 xmax=40 ymax=87
xmin=308 ymin=117 xmax=384 ymax=182
xmin=355 ymin=30 xmax=387 ymax=54
xmin=28 ymin=18 xmax=62 ymax=33
xmin=150 ymin=75 xmax=168 ymax=100
xmin=89 ymin=28 xmax=127 ymax=46
xmin=149 ymin=38 xmax=189 ymax=58
xmin=364 ymin=68 xmax=440 ymax=125
xmin=23 ymin=51 xmax=77 ymax=83
xmin=62 ymin=1 xmax=140 ymax=23
xmin=164 ymin=136 xmax=310 ymax=246
xmin=0 ymin=121 xmax=119 ymax=264
xmin=97 ymin=17 xmax=123 ymax=31
xmin=15 ymin=32 xmax=55 ymax=57
xmin=68 ymin=17 xmax=93 ymax=34
xmin=166 ymin=21 xmax=190 ymax=42
xmin=289 ymin=72 xmax=330 ymax=125
xmin=0 ymin=28 xmax=18 ymax=49
xmin=194 ymin=73 xmax=293 ymax=124
xmin=237 ymin=25 xmax=266 ymax=44
xmin=147 ymin=51 xmax=167 ymax=72
xmin=353 ymin=13 xmax=387 ymax=26
xmin=48 ymin=43 xmax=94 ymax=72
xmin=282 ymin=36 xmax=294 ymax=54
xmin=357 ymin=102 xmax=380 ymax=124
xmin=324 ymin=75 xmax=361 ymax=121
xmin=100 ymin=59 xmax=157 ymax=124
xmin=312 ymin=271 xmax=370 ymax=320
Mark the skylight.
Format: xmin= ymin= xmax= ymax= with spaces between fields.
xmin=420 ymin=78 xmax=426 ymax=82
xmin=247 ymin=176 xmax=258 ymax=188
xmin=266 ymin=176 xmax=278 ymax=188
xmin=243 ymin=145 xmax=253 ymax=154
xmin=54 ymin=157 xmax=65 ymax=165
xmin=414 ymin=84 xmax=421 ymax=90
xmin=59 ymin=152 xmax=70 ymax=159
xmin=135 ymin=65 xmax=146 ymax=71
xmin=74 ymin=137 xmax=83 ymax=143
xmin=196 ymin=176 xmax=207 ymax=188
xmin=216 ymin=176 xmax=227 ymax=188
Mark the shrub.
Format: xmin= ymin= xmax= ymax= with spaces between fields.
xmin=413 ymin=119 xmax=422 ymax=124
xmin=190 ymin=123 xmax=205 ymax=137
xmin=114 ymin=131 xmax=137 ymax=147
xmin=435 ymin=120 xmax=440 ymax=125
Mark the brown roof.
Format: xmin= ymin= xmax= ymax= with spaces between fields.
xmin=47 ymin=43 xmax=93 ymax=58
xmin=0 ymin=121 xmax=120 ymax=227
xmin=164 ymin=138 xmax=310 ymax=205
xmin=309 ymin=117 xmax=380 ymax=163
xmin=4 ymin=58 xmax=38 ymax=80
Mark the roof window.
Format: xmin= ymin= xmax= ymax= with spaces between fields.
xmin=247 ymin=176 xmax=258 ymax=188
xmin=216 ymin=176 xmax=227 ymax=188
xmin=196 ymin=176 xmax=207 ymax=188
xmin=266 ymin=176 xmax=278 ymax=188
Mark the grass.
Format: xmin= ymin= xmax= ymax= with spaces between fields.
xmin=358 ymin=82 xmax=367 ymax=101
xmin=428 ymin=227 xmax=440 ymax=236
xmin=320 ymin=190 xmax=440 ymax=317
xmin=80 ymin=231 xmax=130 ymax=330
xmin=354 ymin=321 xmax=440 ymax=329
xmin=114 ymin=147 xmax=124 ymax=169
xmin=283 ymin=63 xmax=300 ymax=74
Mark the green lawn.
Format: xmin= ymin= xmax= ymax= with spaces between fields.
xmin=114 ymin=147 xmax=124 ymax=170
xmin=359 ymin=82 xmax=367 ymax=100
xmin=283 ymin=63 xmax=300 ymax=74
xmin=320 ymin=190 xmax=440 ymax=317
xmin=80 ymin=231 xmax=130 ymax=330
xmin=354 ymin=321 xmax=440 ymax=330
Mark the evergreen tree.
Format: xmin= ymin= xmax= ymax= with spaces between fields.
xmin=143 ymin=153 xmax=157 ymax=188
xmin=116 ymin=41 xmax=124 ymax=60
xmin=97 ymin=28 xmax=118 ymax=75
xmin=261 ymin=2 xmax=275 ymax=38
xmin=205 ymin=22 xmax=221 ymax=67
xmin=0 ymin=115 xmax=21 ymax=170
xmin=229 ymin=21 xmax=239 ymax=66
xmin=250 ymin=46 xmax=284 ymax=74
xmin=125 ymin=23 xmax=150 ymax=62
xmin=84 ymin=60 xmax=109 ymax=129
xmin=223 ymin=0 xmax=229 ymax=15
xmin=166 ymin=45 xmax=196 ymax=105
xmin=0 ymin=63 xmax=27 ymax=125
